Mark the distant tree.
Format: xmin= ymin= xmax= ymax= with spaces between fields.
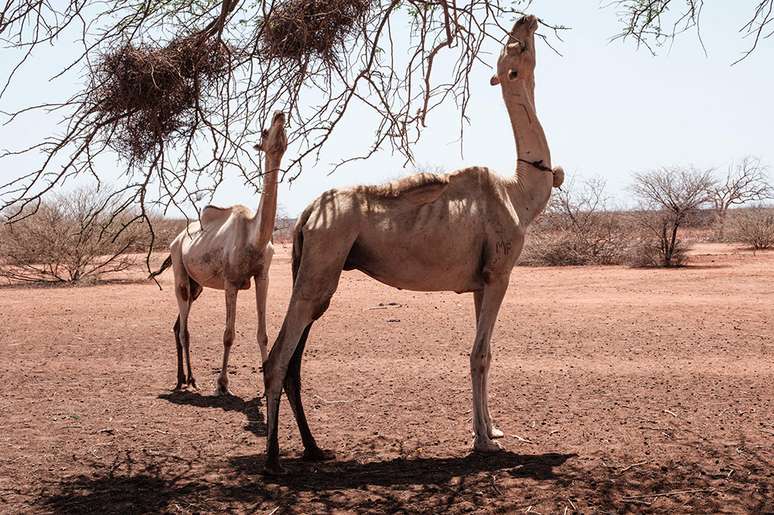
xmin=0 ymin=187 xmax=144 ymax=283
xmin=709 ymin=157 xmax=773 ymax=240
xmin=631 ymin=166 xmax=715 ymax=266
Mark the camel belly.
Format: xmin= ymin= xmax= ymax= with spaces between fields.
xmin=181 ymin=231 xmax=262 ymax=291
xmin=345 ymin=236 xmax=484 ymax=293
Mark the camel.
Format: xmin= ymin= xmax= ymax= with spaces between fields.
xmin=150 ymin=111 xmax=288 ymax=395
xmin=261 ymin=15 xmax=564 ymax=474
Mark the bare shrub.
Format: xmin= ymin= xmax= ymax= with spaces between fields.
xmin=708 ymin=157 xmax=773 ymax=240
xmin=732 ymin=207 xmax=774 ymax=251
xmin=273 ymin=204 xmax=295 ymax=244
xmin=626 ymin=212 xmax=691 ymax=267
xmin=0 ymin=188 xmax=145 ymax=284
xmin=521 ymin=178 xmax=631 ymax=266
xmin=630 ymin=166 xmax=714 ymax=267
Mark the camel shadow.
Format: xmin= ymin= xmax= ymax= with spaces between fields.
xmin=229 ymin=450 xmax=576 ymax=489
xmin=158 ymin=390 xmax=266 ymax=437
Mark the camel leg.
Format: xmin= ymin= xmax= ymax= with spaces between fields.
xmin=264 ymin=271 xmax=343 ymax=474
xmin=283 ymin=324 xmax=335 ymax=462
xmin=174 ymin=273 xmax=200 ymax=390
xmin=474 ymin=290 xmax=504 ymax=440
xmin=216 ymin=284 xmax=238 ymax=396
xmin=173 ymin=316 xmax=185 ymax=390
xmin=254 ymin=271 xmax=270 ymax=364
xmin=470 ymin=277 xmax=508 ymax=453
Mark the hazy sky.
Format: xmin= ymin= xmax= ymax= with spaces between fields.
xmin=1 ymin=2 xmax=772 ymax=216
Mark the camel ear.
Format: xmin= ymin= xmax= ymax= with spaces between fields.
xmin=490 ymin=74 xmax=500 ymax=86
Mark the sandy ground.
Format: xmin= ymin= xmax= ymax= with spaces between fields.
xmin=0 ymin=244 xmax=772 ymax=513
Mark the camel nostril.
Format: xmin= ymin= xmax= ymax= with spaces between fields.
xmin=508 ymin=69 xmax=519 ymax=80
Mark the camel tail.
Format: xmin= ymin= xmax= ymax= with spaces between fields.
xmin=148 ymin=254 xmax=173 ymax=283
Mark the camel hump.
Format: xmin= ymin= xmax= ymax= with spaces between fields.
xmin=200 ymin=204 xmax=252 ymax=229
xmin=200 ymin=205 xmax=233 ymax=228
xmin=365 ymin=173 xmax=450 ymax=205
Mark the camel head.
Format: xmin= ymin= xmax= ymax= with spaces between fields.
xmin=490 ymin=14 xmax=538 ymax=87
xmin=254 ymin=111 xmax=288 ymax=156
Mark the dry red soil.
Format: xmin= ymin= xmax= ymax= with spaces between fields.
xmin=1 ymin=244 xmax=772 ymax=513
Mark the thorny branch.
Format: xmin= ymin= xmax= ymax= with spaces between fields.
xmin=610 ymin=0 xmax=774 ymax=64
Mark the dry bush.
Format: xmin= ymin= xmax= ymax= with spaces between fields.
xmin=144 ymin=217 xmax=188 ymax=250
xmin=0 ymin=188 xmax=145 ymax=284
xmin=630 ymin=166 xmax=714 ymax=267
xmin=732 ymin=207 xmax=774 ymax=251
xmin=261 ymin=0 xmax=371 ymax=62
xmin=626 ymin=212 xmax=690 ymax=267
xmin=521 ymin=178 xmax=632 ymax=266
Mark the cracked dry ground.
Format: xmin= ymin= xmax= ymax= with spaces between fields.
xmin=0 ymin=244 xmax=771 ymax=513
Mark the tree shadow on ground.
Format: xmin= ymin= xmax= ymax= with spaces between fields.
xmin=158 ymin=390 xmax=266 ymax=437
xmin=229 ymin=450 xmax=575 ymax=489
xmin=33 ymin=450 xmax=575 ymax=514
xmin=31 ymin=444 xmax=773 ymax=513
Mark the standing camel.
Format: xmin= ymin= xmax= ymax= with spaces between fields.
xmin=261 ymin=15 xmax=564 ymax=474
xmin=151 ymin=111 xmax=287 ymax=395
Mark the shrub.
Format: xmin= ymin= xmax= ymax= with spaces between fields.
xmin=0 ymin=188 xmax=145 ymax=283
xmin=732 ymin=208 xmax=774 ymax=251
xmin=521 ymin=178 xmax=632 ymax=266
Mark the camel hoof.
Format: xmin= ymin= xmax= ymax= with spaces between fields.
xmin=489 ymin=426 xmax=505 ymax=439
xmin=473 ymin=437 xmax=503 ymax=454
xmin=215 ymin=380 xmax=232 ymax=396
xmin=263 ymin=460 xmax=286 ymax=476
xmin=187 ymin=378 xmax=198 ymax=390
xmin=302 ymin=447 xmax=335 ymax=462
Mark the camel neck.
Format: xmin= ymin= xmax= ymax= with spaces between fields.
xmin=501 ymin=80 xmax=553 ymax=226
xmin=251 ymin=153 xmax=281 ymax=247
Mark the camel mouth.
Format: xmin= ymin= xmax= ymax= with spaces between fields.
xmin=271 ymin=111 xmax=286 ymax=125
xmin=513 ymin=14 xmax=539 ymax=34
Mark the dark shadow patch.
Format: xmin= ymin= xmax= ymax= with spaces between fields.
xmin=229 ymin=451 xmax=576 ymax=489
xmin=158 ymin=391 xmax=266 ymax=437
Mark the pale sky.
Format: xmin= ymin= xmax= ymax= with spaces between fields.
xmin=1 ymin=2 xmax=772 ymax=216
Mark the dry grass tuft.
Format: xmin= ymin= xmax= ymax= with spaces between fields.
xmin=89 ymin=35 xmax=231 ymax=161
xmin=261 ymin=0 xmax=371 ymax=62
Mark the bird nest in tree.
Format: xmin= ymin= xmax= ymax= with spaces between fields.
xmin=89 ymin=35 xmax=231 ymax=161
xmin=261 ymin=0 xmax=371 ymax=62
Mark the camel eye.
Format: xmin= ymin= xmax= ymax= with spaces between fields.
xmin=508 ymin=69 xmax=519 ymax=80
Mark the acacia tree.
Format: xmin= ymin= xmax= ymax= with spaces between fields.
xmin=0 ymin=0 xmax=771 ymax=262
xmin=631 ymin=166 xmax=715 ymax=266
xmin=1 ymin=1 xmax=556 ymax=242
xmin=709 ymin=157 xmax=773 ymax=239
